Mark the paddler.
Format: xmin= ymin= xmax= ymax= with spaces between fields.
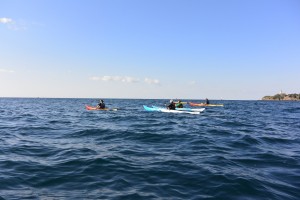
xmin=96 ymin=99 xmax=105 ymax=109
xmin=205 ymin=98 xmax=210 ymax=105
xmin=175 ymin=100 xmax=183 ymax=108
xmin=167 ymin=99 xmax=176 ymax=110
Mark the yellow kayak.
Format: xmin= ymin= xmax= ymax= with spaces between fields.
xmin=189 ymin=102 xmax=223 ymax=107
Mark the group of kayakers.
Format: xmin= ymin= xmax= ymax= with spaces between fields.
xmin=166 ymin=98 xmax=210 ymax=110
xmin=94 ymin=98 xmax=210 ymax=110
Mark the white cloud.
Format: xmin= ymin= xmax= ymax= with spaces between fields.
xmin=90 ymin=76 xmax=101 ymax=81
xmin=0 ymin=69 xmax=14 ymax=73
xmin=90 ymin=76 xmax=161 ymax=85
xmin=121 ymin=76 xmax=140 ymax=83
xmin=0 ymin=18 xmax=29 ymax=30
xmin=0 ymin=18 xmax=13 ymax=24
xmin=188 ymin=81 xmax=197 ymax=85
xmin=144 ymin=78 xmax=160 ymax=85
xmin=90 ymin=76 xmax=140 ymax=83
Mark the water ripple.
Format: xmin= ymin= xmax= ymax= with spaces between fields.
xmin=0 ymin=98 xmax=299 ymax=199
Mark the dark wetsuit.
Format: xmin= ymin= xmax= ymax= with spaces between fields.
xmin=97 ymin=102 xmax=105 ymax=109
xmin=167 ymin=103 xmax=176 ymax=110
xmin=205 ymin=99 xmax=210 ymax=104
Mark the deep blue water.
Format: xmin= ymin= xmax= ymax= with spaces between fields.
xmin=0 ymin=98 xmax=299 ymax=199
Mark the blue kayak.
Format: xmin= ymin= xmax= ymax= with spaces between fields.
xmin=143 ymin=105 xmax=160 ymax=111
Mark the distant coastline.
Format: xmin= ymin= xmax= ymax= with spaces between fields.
xmin=262 ymin=93 xmax=300 ymax=101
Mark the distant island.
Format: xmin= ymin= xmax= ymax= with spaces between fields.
xmin=262 ymin=92 xmax=300 ymax=101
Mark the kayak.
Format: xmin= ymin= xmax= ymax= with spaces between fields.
xmin=189 ymin=102 xmax=224 ymax=107
xmin=153 ymin=106 xmax=200 ymax=114
xmin=85 ymin=105 xmax=117 ymax=111
xmin=152 ymin=106 xmax=204 ymax=112
xmin=144 ymin=105 xmax=200 ymax=115
xmin=143 ymin=105 xmax=160 ymax=112
xmin=175 ymin=107 xmax=205 ymax=112
xmin=160 ymin=109 xmax=200 ymax=115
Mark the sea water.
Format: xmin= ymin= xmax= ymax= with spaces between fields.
xmin=0 ymin=98 xmax=299 ymax=199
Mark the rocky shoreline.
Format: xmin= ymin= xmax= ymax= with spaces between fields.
xmin=262 ymin=93 xmax=300 ymax=101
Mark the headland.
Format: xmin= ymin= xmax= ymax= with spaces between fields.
xmin=262 ymin=93 xmax=300 ymax=101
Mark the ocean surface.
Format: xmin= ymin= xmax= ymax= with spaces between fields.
xmin=0 ymin=98 xmax=299 ymax=200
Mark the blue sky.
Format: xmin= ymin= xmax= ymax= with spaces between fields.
xmin=1 ymin=0 xmax=299 ymax=99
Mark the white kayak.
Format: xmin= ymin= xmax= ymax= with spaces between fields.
xmin=175 ymin=107 xmax=205 ymax=112
xmin=151 ymin=106 xmax=200 ymax=115
xmin=160 ymin=109 xmax=200 ymax=115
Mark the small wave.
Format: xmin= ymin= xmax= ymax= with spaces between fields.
xmin=1 ymin=98 xmax=299 ymax=199
xmin=67 ymin=128 xmax=117 ymax=138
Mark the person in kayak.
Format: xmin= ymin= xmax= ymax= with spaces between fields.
xmin=167 ymin=99 xmax=176 ymax=110
xmin=205 ymin=98 xmax=210 ymax=105
xmin=176 ymin=100 xmax=184 ymax=108
xmin=96 ymin=99 xmax=105 ymax=109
